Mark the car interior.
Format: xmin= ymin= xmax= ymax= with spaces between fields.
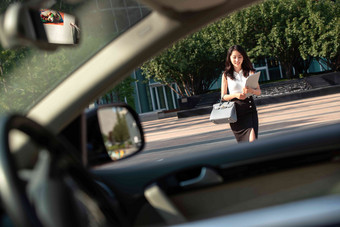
xmin=0 ymin=0 xmax=339 ymax=226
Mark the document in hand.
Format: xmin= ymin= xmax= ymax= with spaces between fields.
xmin=245 ymin=71 xmax=261 ymax=97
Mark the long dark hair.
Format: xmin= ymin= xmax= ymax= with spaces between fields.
xmin=224 ymin=45 xmax=254 ymax=80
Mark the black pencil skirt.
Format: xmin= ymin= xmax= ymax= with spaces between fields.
xmin=229 ymin=96 xmax=258 ymax=143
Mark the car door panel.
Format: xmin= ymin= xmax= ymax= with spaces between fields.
xmin=91 ymin=123 xmax=340 ymax=226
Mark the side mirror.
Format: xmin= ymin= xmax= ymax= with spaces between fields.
xmin=86 ymin=103 xmax=145 ymax=166
xmin=0 ymin=3 xmax=80 ymax=50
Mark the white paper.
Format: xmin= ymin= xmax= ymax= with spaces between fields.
xmin=245 ymin=71 xmax=260 ymax=97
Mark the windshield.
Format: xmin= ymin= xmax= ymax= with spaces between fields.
xmin=0 ymin=0 xmax=150 ymax=114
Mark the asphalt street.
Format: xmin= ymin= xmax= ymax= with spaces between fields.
xmin=109 ymin=93 xmax=340 ymax=168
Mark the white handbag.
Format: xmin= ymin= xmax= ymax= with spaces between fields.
xmin=209 ymin=101 xmax=237 ymax=124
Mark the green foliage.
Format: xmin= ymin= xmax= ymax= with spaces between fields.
xmin=141 ymin=27 xmax=225 ymax=97
xmin=300 ymin=0 xmax=340 ymax=71
xmin=228 ymin=0 xmax=339 ymax=77
xmin=113 ymin=77 xmax=136 ymax=107
xmin=142 ymin=0 xmax=339 ymax=87
xmin=111 ymin=111 xmax=130 ymax=144
xmin=101 ymin=76 xmax=137 ymax=108
xmin=242 ymin=0 xmax=307 ymax=78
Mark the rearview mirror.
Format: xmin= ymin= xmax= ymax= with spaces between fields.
xmin=86 ymin=104 xmax=145 ymax=165
xmin=97 ymin=106 xmax=143 ymax=160
xmin=0 ymin=3 xmax=80 ymax=50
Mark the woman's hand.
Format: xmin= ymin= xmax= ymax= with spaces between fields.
xmin=244 ymin=85 xmax=261 ymax=96
xmin=243 ymin=86 xmax=253 ymax=95
xmin=236 ymin=93 xmax=247 ymax=100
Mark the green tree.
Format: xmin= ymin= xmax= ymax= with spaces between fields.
xmin=212 ymin=3 xmax=270 ymax=70
xmin=112 ymin=111 xmax=130 ymax=144
xmin=300 ymin=0 xmax=340 ymax=71
xmin=101 ymin=76 xmax=136 ymax=108
xmin=141 ymin=27 xmax=225 ymax=97
xmin=248 ymin=0 xmax=307 ymax=78
xmin=216 ymin=0 xmax=339 ymax=77
xmin=142 ymin=0 xmax=340 ymax=89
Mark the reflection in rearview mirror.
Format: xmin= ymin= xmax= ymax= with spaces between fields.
xmin=40 ymin=9 xmax=80 ymax=45
xmin=0 ymin=3 xmax=80 ymax=50
xmin=97 ymin=107 xmax=143 ymax=161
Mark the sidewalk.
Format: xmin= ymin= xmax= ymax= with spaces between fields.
xmin=112 ymin=92 xmax=340 ymax=169
xmin=142 ymin=92 xmax=340 ymax=147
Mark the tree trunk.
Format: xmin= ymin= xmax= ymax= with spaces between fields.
xmin=167 ymin=84 xmax=181 ymax=97
xmin=330 ymin=55 xmax=340 ymax=72
xmin=281 ymin=62 xmax=294 ymax=79
xmin=293 ymin=57 xmax=312 ymax=76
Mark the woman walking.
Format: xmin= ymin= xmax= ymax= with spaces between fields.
xmin=221 ymin=45 xmax=261 ymax=143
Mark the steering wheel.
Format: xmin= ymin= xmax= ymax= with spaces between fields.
xmin=0 ymin=114 xmax=125 ymax=227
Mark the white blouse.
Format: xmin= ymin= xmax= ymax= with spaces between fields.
xmin=227 ymin=70 xmax=247 ymax=94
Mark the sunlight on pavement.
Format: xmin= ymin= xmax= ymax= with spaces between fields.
xmin=143 ymin=93 xmax=340 ymax=143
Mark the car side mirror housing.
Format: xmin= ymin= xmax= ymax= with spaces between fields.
xmin=86 ymin=103 xmax=145 ymax=166
xmin=0 ymin=3 xmax=80 ymax=50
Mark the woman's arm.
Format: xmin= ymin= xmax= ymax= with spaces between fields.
xmin=254 ymin=84 xmax=261 ymax=96
xmin=221 ymin=72 xmax=228 ymax=99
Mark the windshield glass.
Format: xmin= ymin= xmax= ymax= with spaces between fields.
xmin=0 ymin=0 xmax=150 ymax=114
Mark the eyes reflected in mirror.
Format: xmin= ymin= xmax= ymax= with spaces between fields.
xmin=97 ymin=107 xmax=143 ymax=161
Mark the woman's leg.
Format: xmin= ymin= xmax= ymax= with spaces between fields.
xmin=249 ymin=128 xmax=256 ymax=142
xmin=249 ymin=111 xmax=259 ymax=142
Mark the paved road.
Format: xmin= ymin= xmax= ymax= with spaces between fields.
xmin=110 ymin=93 xmax=340 ymax=168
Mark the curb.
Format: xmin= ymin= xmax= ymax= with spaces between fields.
xmin=254 ymin=85 xmax=340 ymax=106
xmin=177 ymin=85 xmax=340 ymax=118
